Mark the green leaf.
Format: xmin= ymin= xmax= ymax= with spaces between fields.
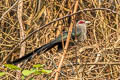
xmin=32 ymin=69 xmax=52 ymax=75
xmin=33 ymin=64 xmax=44 ymax=68
xmin=21 ymin=76 xmax=25 ymax=80
xmin=22 ymin=70 xmax=36 ymax=76
xmin=34 ymin=71 xmax=42 ymax=75
xmin=41 ymin=69 xmax=52 ymax=74
xmin=0 ymin=72 xmax=6 ymax=76
xmin=4 ymin=64 xmax=21 ymax=70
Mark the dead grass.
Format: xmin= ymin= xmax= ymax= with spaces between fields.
xmin=0 ymin=0 xmax=120 ymax=80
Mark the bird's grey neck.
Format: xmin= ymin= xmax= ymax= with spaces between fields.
xmin=72 ymin=24 xmax=87 ymax=41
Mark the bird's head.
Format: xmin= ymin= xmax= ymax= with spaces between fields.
xmin=76 ymin=20 xmax=90 ymax=27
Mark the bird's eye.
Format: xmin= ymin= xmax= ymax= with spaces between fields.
xmin=78 ymin=21 xmax=85 ymax=24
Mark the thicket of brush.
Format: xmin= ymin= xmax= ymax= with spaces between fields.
xmin=0 ymin=0 xmax=120 ymax=80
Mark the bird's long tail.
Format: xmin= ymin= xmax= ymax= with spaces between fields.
xmin=8 ymin=40 xmax=59 ymax=64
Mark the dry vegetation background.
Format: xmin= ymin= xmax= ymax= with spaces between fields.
xmin=0 ymin=0 xmax=120 ymax=80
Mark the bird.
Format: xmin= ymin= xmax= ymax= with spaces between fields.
xmin=8 ymin=20 xmax=90 ymax=64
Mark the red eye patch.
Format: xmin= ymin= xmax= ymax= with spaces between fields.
xmin=78 ymin=21 xmax=85 ymax=24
